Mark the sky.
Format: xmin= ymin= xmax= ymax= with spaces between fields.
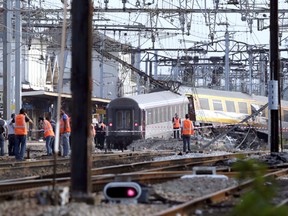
xmin=42 ymin=1 xmax=287 ymax=44
xmin=31 ymin=0 xmax=288 ymax=60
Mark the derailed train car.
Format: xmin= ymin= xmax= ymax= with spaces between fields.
xmin=105 ymin=91 xmax=190 ymax=149
xmin=106 ymin=87 xmax=288 ymax=149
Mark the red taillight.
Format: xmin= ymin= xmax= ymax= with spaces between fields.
xmin=134 ymin=122 xmax=138 ymax=127
xmin=109 ymin=122 xmax=112 ymax=126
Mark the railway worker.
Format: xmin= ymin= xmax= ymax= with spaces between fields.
xmin=0 ymin=113 xmax=8 ymax=156
xmin=7 ymin=113 xmax=15 ymax=156
xmin=38 ymin=117 xmax=55 ymax=156
xmin=172 ymin=113 xmax=181 ymax=139
xmin=92 ymin=118 xmax=98 ymax=147
xmin=90 ymin=123 xmax=96 ymax=151
xmin=48 ymin=117 xmax=56 ymax=154
xmin=95 ymin=121 xmax=106 ymax=150
xmin=181 ymin=114 xmax=194 ymax=154
xmin=60 ymin=109 xmax=71 ymax=157
xmin=13 ymin=108 xmax=33 ymax=161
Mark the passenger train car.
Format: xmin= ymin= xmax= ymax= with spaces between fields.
xmin=185 ymin=88 xmax=266 ymax=127
xmin=105 ymin=91 xmax=190 ymax=149
xmin=105 ymin=87 xmax=288 ymax=149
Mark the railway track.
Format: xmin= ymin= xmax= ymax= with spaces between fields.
xmin=0 ymin=150 xmax=174 ymax=180
xmin=155 ymin=168 xmax=288 ymax=216
xmin=3 ymin=150 xmax=287 ymax=216
xmin=0 ymin=151 xmax=268 ymax=195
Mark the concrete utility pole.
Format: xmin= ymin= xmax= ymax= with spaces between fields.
xmin=3 ymin=0 xmax=13 ymax=120
xmin=15 ymin=0 xmax=22 ymax=113
xmin=100 ymin=33 xmax=105 ymax=98
xmin=248 ymin=46 xmax=253 ymax=95
xmin=269 ymin=1 xmax=279 ymax=153
xmin=224 ymin=28 xmax=230 ymax=91
xmin=71 ymin=0 xmax=93 ymax=201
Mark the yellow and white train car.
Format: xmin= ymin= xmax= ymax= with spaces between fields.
xmin=183 ymin=87 xmax=288 ymax=139
xmin=183 ymin=88 xmax=259 ymax=127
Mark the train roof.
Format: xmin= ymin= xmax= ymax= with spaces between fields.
xmin=109 ymin=91 xmax=188 ymax=109
xmin=179 ymin=86 xmax=254 ymax=100
xmin=253 ymin=95 xmax=288 ymax=107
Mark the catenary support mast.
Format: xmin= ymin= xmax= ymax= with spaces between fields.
xmin=71 ymin=0 xmax=93 ymax=200
xmin=269 ymin=1 xmax=280 ymax=153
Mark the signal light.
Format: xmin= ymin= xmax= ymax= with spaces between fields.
xmin=109 ymin=122 xmax=112 ymax=127
xmin=134 ymin=122 xmax=138 ymax=127
xmin=103 ymin=182 xmax=142 ymax=203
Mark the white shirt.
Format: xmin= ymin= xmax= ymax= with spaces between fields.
xmin=7 ymin=118 xmax=14 ymax=135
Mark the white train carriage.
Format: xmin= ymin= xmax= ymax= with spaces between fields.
xmin=106 ymin=91 xmax=189 ymax=149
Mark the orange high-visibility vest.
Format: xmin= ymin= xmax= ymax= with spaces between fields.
xmin=60 ymin=114 xmax=71 ymax=134
xmin=43 ymin=119 xmax=55 ymax=138
xmin=14 ymin=114 xmax=27 ymax=135
xmin=173 ymin=118 xmax=180 ymax=128
xmin=182 ymin=119 xmax=194 ymax=135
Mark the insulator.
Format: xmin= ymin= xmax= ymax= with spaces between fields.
xmin=179 ymin=13 xmax=185 ymax=32
xmin=187 ymin=22 xmax=191 ymax=31
xmin=151 ymin=34 xmax=155 ymax=43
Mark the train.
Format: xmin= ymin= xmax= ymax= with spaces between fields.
xmin=105 ymin=87 xmax=288 ymax=150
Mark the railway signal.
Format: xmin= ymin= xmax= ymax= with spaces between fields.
xmin=103 ymin=182 xmax=142 ymax=204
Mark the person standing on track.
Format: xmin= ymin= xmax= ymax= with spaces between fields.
xmin=181 ymin=114 xmax=194 ymax=154
xmin=95 ymin=121 xmax=106 ymax=150
xmin=172 ymin=113 xmax=181 ymax=139
xmin=14 ymin=108 xmax=33 ymax=161
xmin=47 ymin=117 xmax=56 ymax=154
xmin=60 ymin=109 xmax=71 ymax=157
xmin=0 ymin=113 xmax=8 ymax=156
xmin=38 ymin=117 xmax=55 ymax=156
xmin=7 ymin=113 xmax=15 ymax=156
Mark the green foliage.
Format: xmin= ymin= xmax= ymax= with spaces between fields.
xmin=229 ymin=159 xmax=288 ymax=216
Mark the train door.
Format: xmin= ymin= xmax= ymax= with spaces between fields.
xmin=115 ymin=109 xmax=133 ymax=132
xmin=187 ymin=95 xmax=196 ymax=121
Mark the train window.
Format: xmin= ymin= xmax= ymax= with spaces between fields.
xmin=238 ymin=102 xmax=248 ymax=114
xmin=173 ymin=106 xmax=177 ymax=119
xmin=158 ymin=107 xmax=162 ymax=122
xmin=161 ymin=107 xmax=165 ymax=122
xmin=226 ymin=100 xmax=236 ymax=112
xmin=175 ymin=105 xmax=178 ymax=117
xmin=212 ymin=99 xmax=223 ymax=111
xmin=157 ymin=107 xmax=162 ymax=122
xmin=115 ymin=110 xmax=132 ymax=128
xmin=167 ymin=106 xmax=171 ymax=121
xmin=199 ymin=98 xmax=210 ymax=110
xmin=147 ymin=109 xmax=152 ymax=125
xmin=155 ymin=108 xmax=158 ymax=123
xmin=152 ymin=109 xmax=155 ymax=124
xmin=284 ymin=110 xmax=288 ymax=122
xmin=116 ymin=111 xmax=123 ymax=128
xmin=125 ymin=111 xmax=131 ymax=127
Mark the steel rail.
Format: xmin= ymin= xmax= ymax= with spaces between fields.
xmin=155 ymin=168 xmax=288 ymax=216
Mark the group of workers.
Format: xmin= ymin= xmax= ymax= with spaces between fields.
xmin=0 ymin=108 xmax=193 ymax=159
xmin=38 ymin=109 xmax=71 ymax=158
xmin=172 ymin=113 xmax=195 ymax=154
xmin=0 ymin=108 xmax=71 ymax=160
